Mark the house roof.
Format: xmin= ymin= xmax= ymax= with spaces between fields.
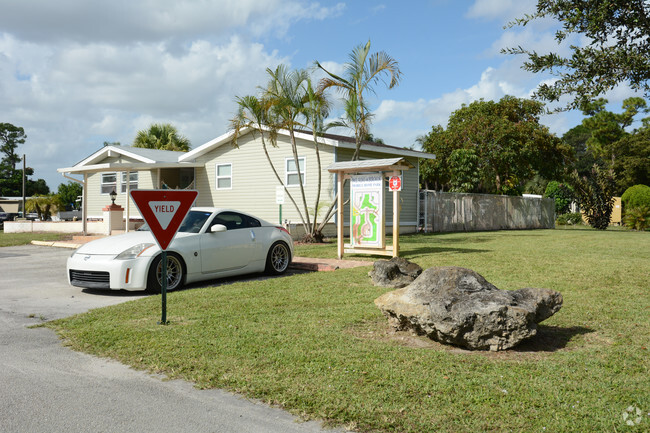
xmin=77 ymin=145 xmax=186 ymax=166
xmin=58 ymin=145 xmax=201 ymax=174
xmin=179 ymin=127 xmax=436 ymax=162
xmin=58 ymin=129 xmax=435 ymax=176
xmin=0 ymin=196 xmax=30 ymax=201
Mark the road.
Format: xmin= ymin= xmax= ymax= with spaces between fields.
xmin=0 ymin=245 xmax=342 ymax=433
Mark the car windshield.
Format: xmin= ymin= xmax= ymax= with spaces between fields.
xmin=178 ymin=211 xmax=213 ymax=233
xmin=136 ymin=210 xmax=213 ymax=233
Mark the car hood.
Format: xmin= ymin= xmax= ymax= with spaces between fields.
xmin=75 ymin=231 xmax=193 ymax=255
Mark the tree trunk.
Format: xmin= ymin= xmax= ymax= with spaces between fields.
xmin=311 ymin=134 xmax=322 ymax=238
xmin=259 ymin=131 xmax=308 ymax=230
xmin=288 ymin=129 xmax=311 ymax=233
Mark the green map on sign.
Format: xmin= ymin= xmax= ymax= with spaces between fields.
xmin=352 ymin=191 xmax=380 ymax=246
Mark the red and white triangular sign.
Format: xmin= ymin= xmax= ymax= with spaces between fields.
xmin=130 ymin=190 xmax=198 ymax=251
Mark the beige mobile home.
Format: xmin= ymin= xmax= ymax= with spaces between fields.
xmin=58 ymin=128 xmax=435 ymax=237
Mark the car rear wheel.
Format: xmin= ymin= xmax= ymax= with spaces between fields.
xmin=146 ymin=253 xmax=185 ymax=294
xmin=265 ymin=241 xmax=290 ymax=275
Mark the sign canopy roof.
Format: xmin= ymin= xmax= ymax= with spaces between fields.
xmin=327 ymin=157 xmax=414 ymax=174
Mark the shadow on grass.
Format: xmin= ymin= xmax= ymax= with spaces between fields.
xmin=183 ymin=268 xmax=311 ymax=291
xmin=350 ymin=320 xmax=596 ymax=357
xmin=400 ymin=234 xmax=497 ymax=244
xmin=401 ymin=246 xmax=492 ymax=258
xmin=513 ymin=325 xmax=595 ymax=353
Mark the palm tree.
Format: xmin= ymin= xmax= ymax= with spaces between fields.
xmin=133 ymin=123 xmax=191 ymax=152
xmin=26 ymin=194 xmax=63 ymax=221
xmin=316 ymin=40 xmax=401 ymax=160
xmin=263 ymin=65 xmax=313 ymax=233
xmin=303 ymin=77 xmax=332 ymax=240
xmin=230 ymin=94 xmax=308 ymax=230
xmin=232 ymin=67 xmax=335 ymax=241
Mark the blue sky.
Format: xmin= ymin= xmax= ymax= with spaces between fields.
xmin=0 ymin=0 xmax=640 ymax=190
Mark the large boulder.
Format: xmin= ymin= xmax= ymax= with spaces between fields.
xmin=374 ymin=266 xmax=563 ymax=351
xmin=368 ymin=257 xmax=423 ymax=288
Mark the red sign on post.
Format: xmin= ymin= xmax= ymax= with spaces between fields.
xmin=389 ymin=175 xmax=402 ymax=192
xmin=130 ymin=190 xmax=198 ymax=250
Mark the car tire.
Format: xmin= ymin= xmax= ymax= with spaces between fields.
xmin=146 ymin=253 xmax=185 ymax=294
xmin=265 ymin=241 xmax=291 ymax=275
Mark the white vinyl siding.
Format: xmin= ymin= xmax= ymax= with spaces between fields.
xmin=87 ymin=159 xmax=155 ymax=217
xmin=215 ymin=163 xmax=232 ymax=189
xmin=193 ymin=133 xmax=336 ymax=225
xmin=101 ymin=173 xmax=117 ymax=194
xmin=285 ymin=157 xmax=305 ymax=186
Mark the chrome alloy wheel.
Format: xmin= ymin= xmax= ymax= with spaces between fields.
xmin=269 ymin=242 xmax=290 ymax=274
xmin=155 ymin=254 xmax=184 ymax=290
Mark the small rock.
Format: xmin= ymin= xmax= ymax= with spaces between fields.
xmin=368 ymin=257 xmax=423 ymax=288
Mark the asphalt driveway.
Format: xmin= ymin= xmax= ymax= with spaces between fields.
xmin=0 ymin=245 xmax=341 ymax=433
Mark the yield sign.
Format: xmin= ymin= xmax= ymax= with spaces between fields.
xmin=130 ymin=190 xmax=198 ymax=250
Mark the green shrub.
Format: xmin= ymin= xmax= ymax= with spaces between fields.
xmin=544 ymin=181 xmax=575 ymax=214
xmin=556 ymin=212 xmax=583 ymax=225
xmin=570 ymin=166 xmax=616 ymax=230
xmin=621 ymin=184 xmax=650 ymax=210
xmin=623 ymin=206 xmax=650 ymax=231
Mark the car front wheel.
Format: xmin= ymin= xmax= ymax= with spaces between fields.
xmin=265 ymin=241 xmax=291 ymax=275
xmin=146 ymin=253 xmax=185 ymax=294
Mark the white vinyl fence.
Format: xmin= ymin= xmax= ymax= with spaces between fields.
xmin=419 ymin=190 xmax=555 ymax=232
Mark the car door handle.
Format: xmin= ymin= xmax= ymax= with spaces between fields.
xmin=250 ymin=230 xmax=256 ymax=241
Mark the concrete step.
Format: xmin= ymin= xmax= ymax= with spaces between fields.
xmin=289 ymin=256 xmax=371 ymax=272
xmin=72 ymin=235 xmax=105 ymax=242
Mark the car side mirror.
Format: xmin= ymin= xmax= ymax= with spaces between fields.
xmin=210 ymin=224 xmax=227 ymax=233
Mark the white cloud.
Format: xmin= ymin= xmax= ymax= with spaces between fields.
xmin=0 ymin=32 xmax=290 ymax=187
xmin=466 ymin=0 xmax=537 ymax=22
xmin=370 ymin=55 xmax=588 ymax=150
xmin=1 ymin=0 xmax=642 ymax=191
xmin=0 ymin=0 xmax=346 ymax=44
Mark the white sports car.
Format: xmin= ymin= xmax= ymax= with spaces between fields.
xmin=67 ymin=208 xmax=293 ymax=292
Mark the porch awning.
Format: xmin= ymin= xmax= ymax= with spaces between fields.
xmin=57 ymin=161 xmax=202 ymax=174
xmin=327 ymin=157 xmax=414 ymax=174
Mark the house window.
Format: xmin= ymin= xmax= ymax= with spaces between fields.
xmin=216 ymin=163 xmax=232 ymax=189
xmin=121 ymin=172 xmax=138 ymax=193
xmin=101 ymin=173 xmax=117 ymax=194
xmin=286 ymin=157 xmax=305 ymax=186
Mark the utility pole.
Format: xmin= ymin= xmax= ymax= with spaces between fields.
xmin=22 ymin=154 xmax=26 ymax=218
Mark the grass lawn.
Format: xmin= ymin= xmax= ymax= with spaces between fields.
xmin=46 ymin=229 xmax=649 ymax=432
xmin=0 ymin=231 xmax=70 ymax=247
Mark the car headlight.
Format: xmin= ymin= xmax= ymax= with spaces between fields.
xmin=114 ymin=243 xmax=155 ymax=260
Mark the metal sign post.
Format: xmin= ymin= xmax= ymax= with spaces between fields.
xmin=160 ymin=250 xmax=168 ymax=324
xmin=276 ymin=186 xmax=285 ymax=224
